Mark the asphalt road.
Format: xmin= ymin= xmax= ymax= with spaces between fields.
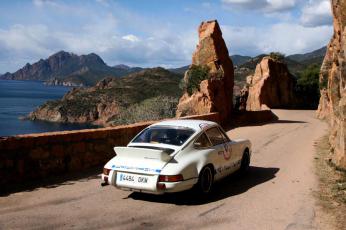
xmin=0 ymin=110 xmax=329 ymax=230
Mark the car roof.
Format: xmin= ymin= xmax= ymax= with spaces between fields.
xmin=149 ymin=119 xmax=218 ymax=131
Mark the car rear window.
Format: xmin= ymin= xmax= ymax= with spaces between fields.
xmin=132 ymin=126 xmax=195 ymax=146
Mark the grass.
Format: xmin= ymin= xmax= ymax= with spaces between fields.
xmin=314 ymin=135 xmax=346 ymax=230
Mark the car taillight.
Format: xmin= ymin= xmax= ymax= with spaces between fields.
xmin=103 ymin=168 xmax=111 ymax=175
xmin=158 ymin=174 xmax=184 ymax=182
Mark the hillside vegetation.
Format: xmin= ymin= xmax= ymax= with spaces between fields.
xmin=28 ymin=68 xmax=183 ymax=125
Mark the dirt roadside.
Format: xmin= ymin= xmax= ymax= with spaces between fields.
xmin=314 ymin=135 xmax=346 ymax=230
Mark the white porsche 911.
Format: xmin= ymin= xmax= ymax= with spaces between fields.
xmin=101 ymin=120 xmax=251 ymax=195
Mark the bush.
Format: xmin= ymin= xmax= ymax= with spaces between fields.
xmin=298 ymin=64 xmax=320 ymax=87
xmin=183 ymin=65 xmax=210 ymax=95
xmin=109 ymin=96 xmax=178 ymax=125
xmin=269 ymin=52 xmax=285 ymax=62
xmin=295 ymin=64 xmax=321 ymax=108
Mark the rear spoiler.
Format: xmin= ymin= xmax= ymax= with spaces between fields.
xmin=113 ymin=147 xmax=173 ymax=162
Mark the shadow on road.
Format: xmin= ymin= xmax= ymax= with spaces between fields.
xmin=0 ymin=166 xmax=100 ymax=197
xmin=272 ymin=120 xmax=307 ymax=124
xmin=128 ymin=166 xmax=279 ymax=205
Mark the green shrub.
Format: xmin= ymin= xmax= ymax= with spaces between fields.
xmin=295 ymin=64 xmax=321 ymax=108
xmin=109 ymin=96 xmax=178 ymax=125
xmin=320 ymin=76 xmax=328 ymax=90
xmin=184 ymin=65 xmax=210 ymax=95
xmin=269 ymin=52 xmax=285 ymax=62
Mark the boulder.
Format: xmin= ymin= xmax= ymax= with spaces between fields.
xmin=176 ymin=20 xmax=234 ymax=122
xmin=246 ymin=56 xmax=296 ymax=111
xmin=316 ymin=0 xmax=346 ymax=169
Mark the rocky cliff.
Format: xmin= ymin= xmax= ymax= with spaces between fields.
xmin=246 ymin=56 xmax=297 ymax=111
xmin=176 ymin=20 xmax=234 ymax=122
xmin=317 ymin=0 xmax=346 ymax=169
xmin=28 ymin=67 xmax=182 ymax=126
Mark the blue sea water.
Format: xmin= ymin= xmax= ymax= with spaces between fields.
xmin=0 ymin=80 xmax=97 ymax=137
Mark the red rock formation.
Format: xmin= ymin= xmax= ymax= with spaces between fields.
xmin=317 ymin=0 xmax=346 ymax=168
xmin=176 ymin=20 xmax=234 ymax=122
xmin=246 ymin=57 xmax=296 ymax=111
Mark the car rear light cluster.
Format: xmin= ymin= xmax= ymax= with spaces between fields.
xmin=103 ymin=168 xmax=111 ymax=175
xmin=158 ymin=174 xmax=184 ymax=182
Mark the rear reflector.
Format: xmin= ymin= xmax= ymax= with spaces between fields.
xmin=157 ymin=183 xmax=166 ymax=190
xmin=103 ymin=168 xmax=111 ymax=175
xmin=158 ymin=174 xmax=183 ymax=182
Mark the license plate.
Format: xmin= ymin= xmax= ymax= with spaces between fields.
xmin=116 ymin=172 xmax=154 ymax=190
xmin=118 ymin=173 xmax=148 ymax=183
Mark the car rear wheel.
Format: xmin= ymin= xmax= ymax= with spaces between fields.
xmin=240 ymin=150 xmax=250 ymax=173
xmin=196 ymin=165 xmax=214 ymax=195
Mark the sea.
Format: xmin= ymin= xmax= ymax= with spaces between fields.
xmin=0 ymin=80 xmax=97 ymax=137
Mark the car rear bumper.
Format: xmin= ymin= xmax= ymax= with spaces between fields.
xmin=101 ymin=170 xmax=197 ymax=194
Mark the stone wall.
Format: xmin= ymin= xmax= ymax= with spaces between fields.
xmin=0 ymin=113 xmax=220 ymax=190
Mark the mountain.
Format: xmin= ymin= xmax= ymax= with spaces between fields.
xmin=112 ymin=64 xmax=144 ymax=77
xmin=0 ymin=51 xmax=122 ymax=86
xmin=28 ymin=67 xmax=183 ymax=126
xmin=168 ymin=54 xmax=251 ymax=75
xmin=286 ymin=46 xmax=326 ymax=63
xmin=169 ymin=65 xmax=189 ymax=75
xmin=231 ymin=55 xmax=252 ymax=66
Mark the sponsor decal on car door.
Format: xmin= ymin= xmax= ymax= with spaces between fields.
xmin=206 ymin=127 xmax=231 ymax=177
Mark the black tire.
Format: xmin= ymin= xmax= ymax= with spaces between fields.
xmin=196 ymin=165 xmax=214 ymax=195
xmin=240 ymin=150 xmax=250 ymax=173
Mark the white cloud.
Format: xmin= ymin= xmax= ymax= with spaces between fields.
xmin=122 ymin=34 xmax=140 ymax=42
xmin=33 ymin=0 xmax=60 ymax=8
xmin=0 ymin=17 xmax=196 ymax=72
xmin=0 ymin=0 xmax=333 ymax=73
xmin=221 ymin=23 xmax=332 ymax=56
xmin=300 ymin=0 xmax=332 ymax=27
xmin=222 ymin=0 xmax=297 ymax=12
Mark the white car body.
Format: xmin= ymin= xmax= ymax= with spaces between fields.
xmin=102 ymin=119 xmax=251 ymax=194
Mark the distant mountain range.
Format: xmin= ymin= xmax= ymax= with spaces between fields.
xmin=1 ymin=47 xmax=326 ymax=86
xmin=0 ymin=51 xmax=143 ymax=86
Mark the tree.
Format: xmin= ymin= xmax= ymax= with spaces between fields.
xmin=269 ymin=52 xmax=285 ymax=62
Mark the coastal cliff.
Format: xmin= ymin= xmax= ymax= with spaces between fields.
xmin=28 ymin=68 xmax=183 ymax=126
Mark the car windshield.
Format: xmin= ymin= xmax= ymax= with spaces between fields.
xmin=132 ymin=126 xmax=195 ymax=146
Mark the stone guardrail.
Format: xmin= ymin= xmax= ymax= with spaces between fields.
xmin=0 ymin=113 xmax=220 ymax=190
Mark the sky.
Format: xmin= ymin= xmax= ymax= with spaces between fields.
xmin=0 ymin=0 xmax=333 ymax=73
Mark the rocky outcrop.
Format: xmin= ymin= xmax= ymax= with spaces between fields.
xmin=176 ymin=20 xmax=234 ymax=122
xmin=246 ymin=57 xmax=297 ymax=111
xmin=234 ymin=86 xmax=249 ymax=111
xmin=316 ymin=0 xmax=346 ymax=169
